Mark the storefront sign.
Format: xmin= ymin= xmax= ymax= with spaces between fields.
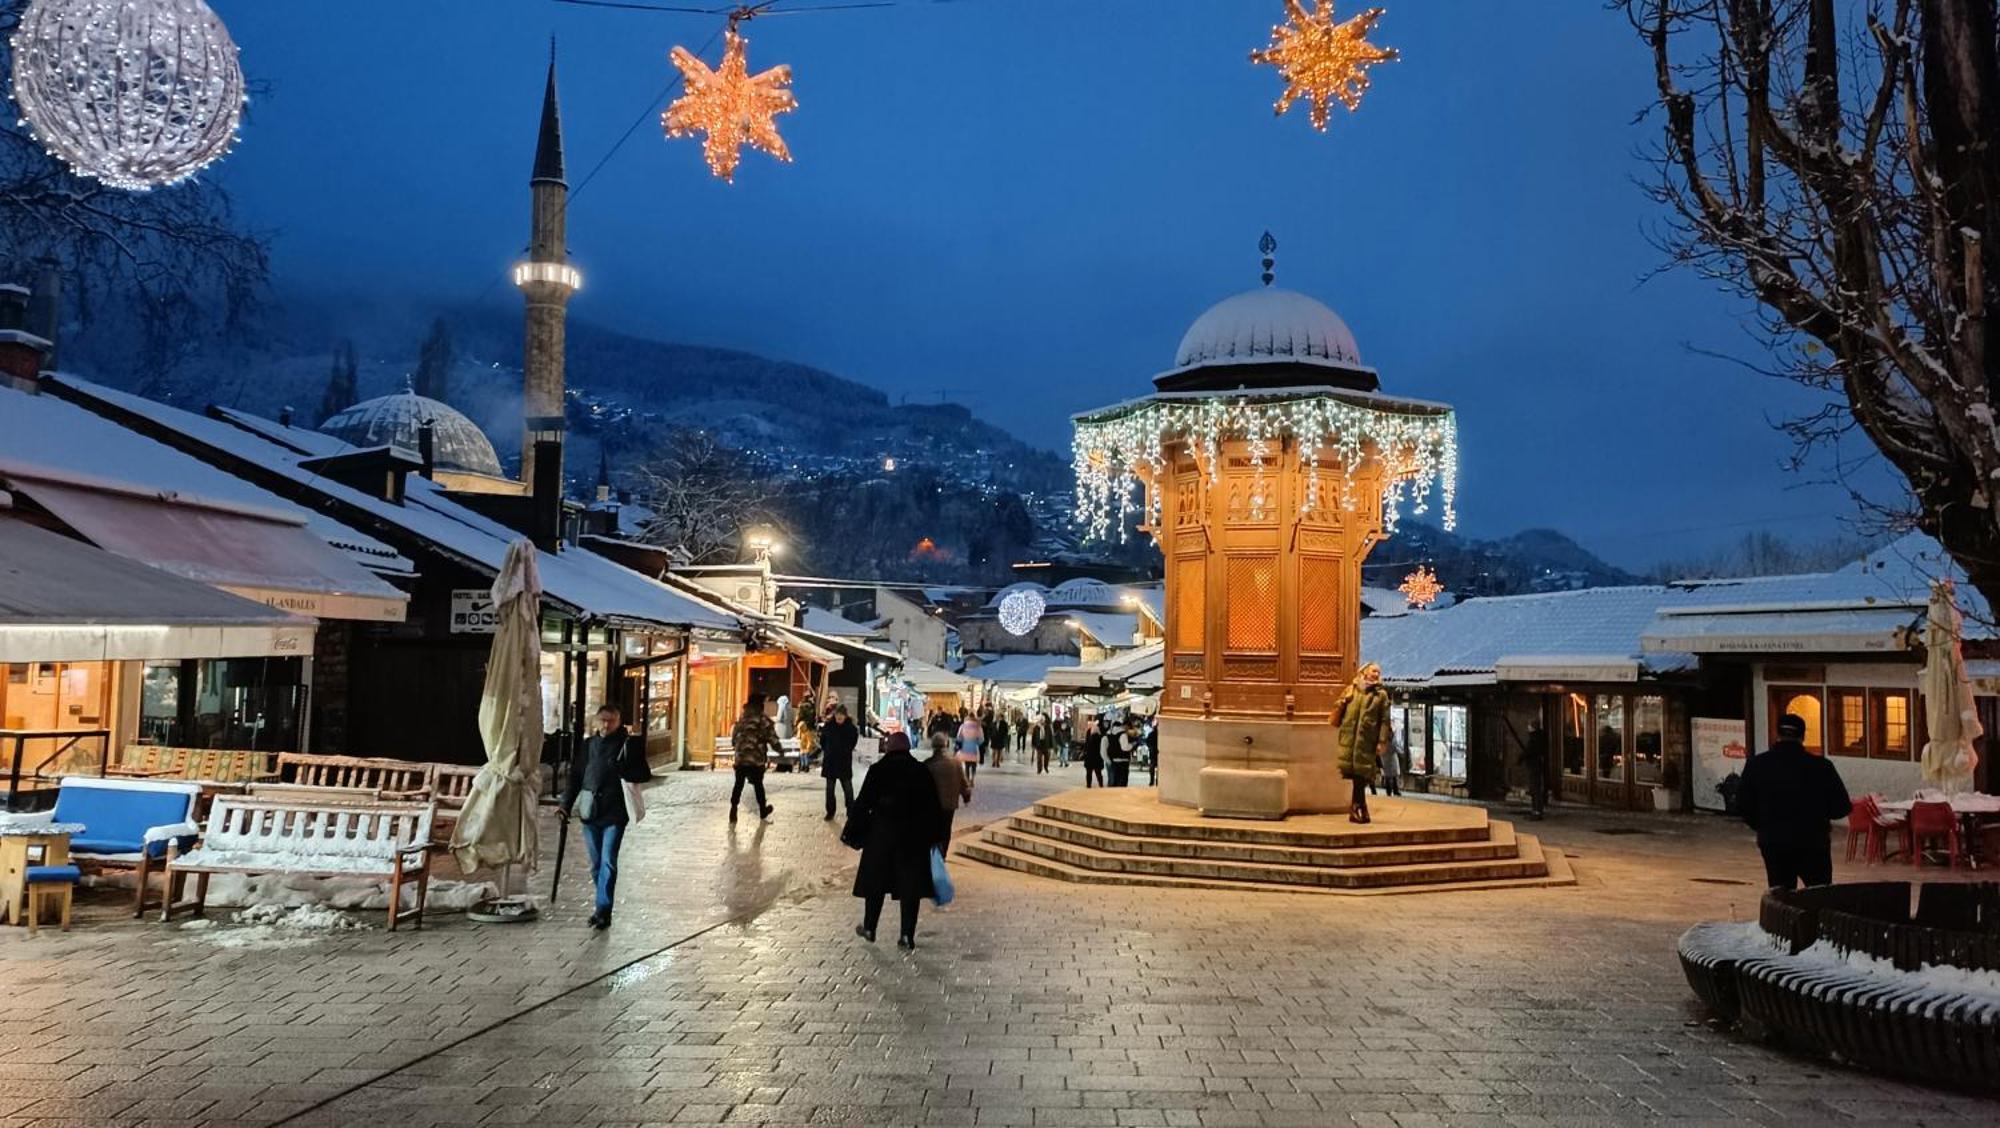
xmin=220 ymin=584 xmax=408 ymax=623
xmin=1691 ymin=717 xmax=1749 ymax=813
xmin=450 ymin=589 xmax=500 ymax=634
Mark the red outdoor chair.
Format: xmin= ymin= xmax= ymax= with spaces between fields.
xmin=1908 ymin=800 xmax=1964 ymax=869
xmin=1844 ymin=796 xmax=1894 ymax=864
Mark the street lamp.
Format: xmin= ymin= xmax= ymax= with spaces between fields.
xmin=744 ymin=526 xmax=783 ymax=563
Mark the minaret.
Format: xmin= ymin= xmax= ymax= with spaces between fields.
xmin=514 ymin=44 xmax=581 ymax=489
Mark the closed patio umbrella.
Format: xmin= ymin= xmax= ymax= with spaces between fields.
xmin=452 ymin=539 xmax=544 ymax=894
xmin=1920 ymin=579 xmax=1982 ymax=794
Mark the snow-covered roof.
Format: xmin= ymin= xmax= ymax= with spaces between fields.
xmin=1171 ymin=287 xmax=1363 ymax=373
xmin=52 ymin=377 xmax=741 ymax=634
xmin=984 ymin=581 xmax=1048 ymax=609
xmin=899 ymin=657 xmax=975 ymax=693
xmin=1129 ymin=585 xmax=1164 ymax=627
xmin=0 ymin=519 xmax=305 ymax=629
xmin=963 ymin=651 xmax=1077 ymax=688
xmin=1047 ymin=577 xmax=1119 ymax=609
xmin=1046 ymin=641 xmax=1164 ymax=692
xmin=1065 ymin=611 xmax=1139 ymax=648
xmin=1363 ymin=585 xmax=1699 ymax=688
xmin=0 ymin=382 xmax=410 ymax=576
xmin=797 ymin=606 xmax=881 ymax=640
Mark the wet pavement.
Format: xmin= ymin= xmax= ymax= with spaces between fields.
xmin=1 ymin=759 xmax=1995 ymax=1126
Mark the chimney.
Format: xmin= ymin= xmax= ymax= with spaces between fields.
xmin=26 ymin=257 xmax=59 ymax=368
xmin=417 ymin=418 xmax=437 ymax=479
xmin=595 ymin=446 xmax=611 ymax=504
xmin=278 ymin=405 xmax=294 ymax=428
xmin=0 ymin=283 xmax=50 ymax=392
xmin=531 ymin=435 xmax=564 ymax=550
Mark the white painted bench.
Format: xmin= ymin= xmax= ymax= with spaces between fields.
xmin=163 ymin=798 xmax=435 ymax=930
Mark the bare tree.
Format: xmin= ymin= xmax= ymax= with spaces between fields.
xmin=1623 ymin=0 xmax=2000 ymax=604
xmin=630 ymin=428 xmax=782 ymax=565
xmin=0 ymin=1 xmax=269 ymax=388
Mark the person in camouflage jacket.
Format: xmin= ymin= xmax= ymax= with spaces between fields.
xmin=730 ymin=693 xmax=779 ymax=824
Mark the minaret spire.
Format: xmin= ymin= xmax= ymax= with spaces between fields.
xmin=516 ymin=42 xmax=581 ymax=492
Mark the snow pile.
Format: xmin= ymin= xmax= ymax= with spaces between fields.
xmin=204 ymin=873 xmax=496 ymax=911
xmin=1799 ymin=939 xmax=2000 ymax=1001
xmin=237 ymin=903 xmax=364 ymax=932
xmin=182 ymin=903 xmax=367 ymax=951
xmin=1680 ymin=920 xmax=1787 ymax=961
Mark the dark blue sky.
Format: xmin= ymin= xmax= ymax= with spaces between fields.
xmin=210 ymin=1 xmax=1894 ymax=571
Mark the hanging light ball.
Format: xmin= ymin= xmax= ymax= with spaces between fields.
xmin=998 ymin=590 xmax=1047 ymax=637
xmin=10 ymin=0 xmax=247 ymax=191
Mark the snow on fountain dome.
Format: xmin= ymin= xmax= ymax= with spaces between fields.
xmin=321 ymin=390 xmax=504 ymax=477
xmin=1171 ymin=287 xmax=1363 ymax=374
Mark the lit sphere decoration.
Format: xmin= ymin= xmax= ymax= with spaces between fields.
xmin=997 ymin=590 xmax=1046 ymax=637
xmin=10 ymin=0 xmax=246 ymax=191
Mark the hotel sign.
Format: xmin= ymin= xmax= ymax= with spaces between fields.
xmin=450 ymin=589 xmax=500 ymax=634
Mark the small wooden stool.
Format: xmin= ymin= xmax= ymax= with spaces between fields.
xmin=24 ymin=865 xmax=80 ymax=935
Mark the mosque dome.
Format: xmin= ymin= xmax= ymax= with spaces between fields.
xmin=320 ymin=390 xmax=504 ymax=477
xmin=1172 ymin=287 xmax=1363 ymax=373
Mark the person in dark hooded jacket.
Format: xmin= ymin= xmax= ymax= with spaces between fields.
xmin=819 ymin=704 xmax=859 ymax=820
xmin=1736 ymin=713 xmax=1852 ymax=889
xmin=851 ymin=730 xmax=943 ymax=949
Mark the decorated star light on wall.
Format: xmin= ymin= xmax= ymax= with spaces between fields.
xmin=662 ymin=27 xmax=796 ymax=182
xmin=998 ymin=590 xmax=1047 ymax=637
xmin=1399 ymin=566 xmax=1444 ymax=609
xmin=10 ymin=0 xmax=247 ymax=190
xmin=1071 ymin=391 xmax=1457 ymax=543
xmin=1251 ymin=1 xmax=1398 ymax=131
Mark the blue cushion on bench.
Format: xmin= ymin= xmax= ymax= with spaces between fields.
xmin=24 ymin=865 xmax=80 ymax=884
xmin=50 ymin=779 xmax=197 ymax=863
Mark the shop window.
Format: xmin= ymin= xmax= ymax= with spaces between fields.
xmin=1430 ymin=705 xmax=1468 ymax=779
xmin=1870 ymin=689 xmax=1914 ymax=761
xmin=1393 ymin=704 xmax=1431 ymax=774
xmin=1594 ymin=694 xmax=1627 ymax=783
xmin=1768 ymin=686 xmax=1825 ymax=756
xmin=1829 ymin=688 xmax=1869 ymax=758
xmin=1561 ymin=693 xmax=1587 ymax=779
xmin=1633 ymin=696 xmax=1665 ymax=786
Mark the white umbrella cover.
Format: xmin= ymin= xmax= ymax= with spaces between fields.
xmin=452 ymin=539 xmax=545 ymax=873
xmin=1920 ymin=579 xmax=1982 ymax=794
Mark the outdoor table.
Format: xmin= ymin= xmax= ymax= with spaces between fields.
xmin=0 ymin=821 xmax=84 ymax=925
xmin=1877 ymin=793 xmax=2000 ymax=867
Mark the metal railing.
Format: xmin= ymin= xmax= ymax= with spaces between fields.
xmin=2 ymin=728 xmax=111 ymax=811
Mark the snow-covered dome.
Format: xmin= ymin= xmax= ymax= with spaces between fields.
xmin=1172 ymin=287 xmax=1363 ymax=373
xmin=320 ymin=391 xmax=503 ymax=477
xmin=1048 ymin=578 xmax=1118 ymax=609
xmin=985 ymin=581 xmax=1048 ymax=609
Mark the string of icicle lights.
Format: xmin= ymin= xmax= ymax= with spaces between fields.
xmin=1072 ymin=392 xmax=1458 ymax=542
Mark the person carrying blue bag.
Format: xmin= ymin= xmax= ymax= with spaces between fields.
xmin=845 ymin=727 xmax=944 ymax=950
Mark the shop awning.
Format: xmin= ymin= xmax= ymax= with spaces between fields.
xmin=0 ymin=521 xmax=314 ymax=662
xmin=5 ymin=469 xmax=407 ymax=623
xmin=1494 ymin=655 xmax=1641 ymax=683
xmin=1642 ymin=605 xmax=1920 ymax=655
xmin=1047 ymin=643 xmax=1164 ymax=693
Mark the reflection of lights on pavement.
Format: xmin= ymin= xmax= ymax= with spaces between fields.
xmin=606 ymin=954 xmax=675 ymax=991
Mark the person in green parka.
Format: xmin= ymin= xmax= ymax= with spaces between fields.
xmin=1334 ymin=663 xmax=1392 ymax=824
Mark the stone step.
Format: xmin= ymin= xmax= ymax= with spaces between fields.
xmin=982 ymin=822 xmax=1552 ymax=889
xmin=1004 ymin=813 xmax=1522 ymax=868
xmin=958 ymin=833 xmax=1575 ymax=896
xmin=1029 ymin=798 xmax=1491 ymax=849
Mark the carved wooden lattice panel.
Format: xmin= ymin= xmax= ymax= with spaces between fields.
xmin=1299 ymin=556 xmax=1339 ymax=653
xmin=1174 ymin=555 xmax=1205 ymax=651
xmin=1175 ymin=474 xmax=1201 ymax=527
xmin=1225 ymin=555 xmax=1278 ymax=651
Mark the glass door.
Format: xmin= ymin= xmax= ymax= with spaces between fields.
xmin=1560 ymin=692 xmax=1589 ymax=802
xmin=1592 ymin=694 xmax=1631 ymax=808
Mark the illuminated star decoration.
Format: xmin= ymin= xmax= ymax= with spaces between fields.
xmin=1250 ymin=1 xmax=1398 ymax=131
xmin=662 ymin=28 xmax=796 ymax=182
xmin=1399 ymin=566 xmax=1444 ymax=610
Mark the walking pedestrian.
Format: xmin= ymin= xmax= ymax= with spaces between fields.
xmin=730 ymin=692 xmax=778 ymax=824
xmin=1082 ymin=715 xmax=1106 ymax=788
xmin=1522 ymin=718 xmax=1549 ymax=819
xmin=1109 ymin=715 xmax=1140 ymax=787
xmin=1737 ymin=713 xmax=1852 ymax=889
xmin=1334 ymin=663 xmax=1391 ymax=824
xmin=820 ymin=703 xmax=859 ymax=821
xmin=926 ymin=732 xmax=973 ymax=856
xmin=1381 ymin=727 xmax=1404 ymax=797
xmin=562 ymin=704 xmax=645 ymax=929
xmin=851 ymin=730 xmax=943 ymax=949
xmin=956 ymin=711 xmax=985 ymax=783
xmin=1144 ymin=715 xmax=1160 ymax=786
xmin=990 ymin=710 xmax=1011 ymax=769
xmin=1030 ymin=714 xmax=1054 ymax=774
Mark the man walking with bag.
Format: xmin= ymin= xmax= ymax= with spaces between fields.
xmin=562 ymin=704 xmax=646 ymax=930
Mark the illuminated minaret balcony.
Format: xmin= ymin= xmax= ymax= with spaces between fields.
xmin=513 ymin=260 xmax=582 ymax=293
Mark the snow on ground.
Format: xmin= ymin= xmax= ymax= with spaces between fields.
xmin=204 ymin=873 xmax=495 ymax=910
xmin=1798 ymin=938 xmax=2000 ymax=1000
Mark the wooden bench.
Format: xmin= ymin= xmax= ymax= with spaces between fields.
xmin=428 ymin=764 xmax=480 ymax=844
xmin=110 ymin=746 xmax=279 ymax=784
xmin=709 ymin=738 xmax=801 ymax=773
xmin=163 ymin=798 xmax=435 ymax=931
xmin=244 ymin=782 xmax=386 ymax=806
xmin=278 ymin=753 xmax=431 ymax=800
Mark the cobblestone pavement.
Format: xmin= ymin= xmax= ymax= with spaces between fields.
xmin=2 ymin=760 xmax=1995 ymax=1127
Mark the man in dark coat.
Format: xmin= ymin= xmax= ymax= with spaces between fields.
xmin=1737 ymin=713 xmax=1852 ymax=889
xmin=1082 ymin=715 xmax=1106 ymax=788
xmin=851 ymin=730 xmax=942 ymax=949
xmin=1522 ymin=719 xmax=1549 ymax=820
xmin=1108 ymin=716 xmax=1140 ymax=787
xmin=562 ymin=704 xmax=646 ymax=929
xmin=819 ymin=703 xmax=860 ymax=821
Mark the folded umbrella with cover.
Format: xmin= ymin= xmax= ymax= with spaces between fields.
xmin=452 ymin=539 xmax=544 ymax=911
xmin=1920 ymin=579 xmax=1982 ymax=795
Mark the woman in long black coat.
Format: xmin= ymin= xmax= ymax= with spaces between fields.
xmin=851 ymin=730 xmax=943 ymax=949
